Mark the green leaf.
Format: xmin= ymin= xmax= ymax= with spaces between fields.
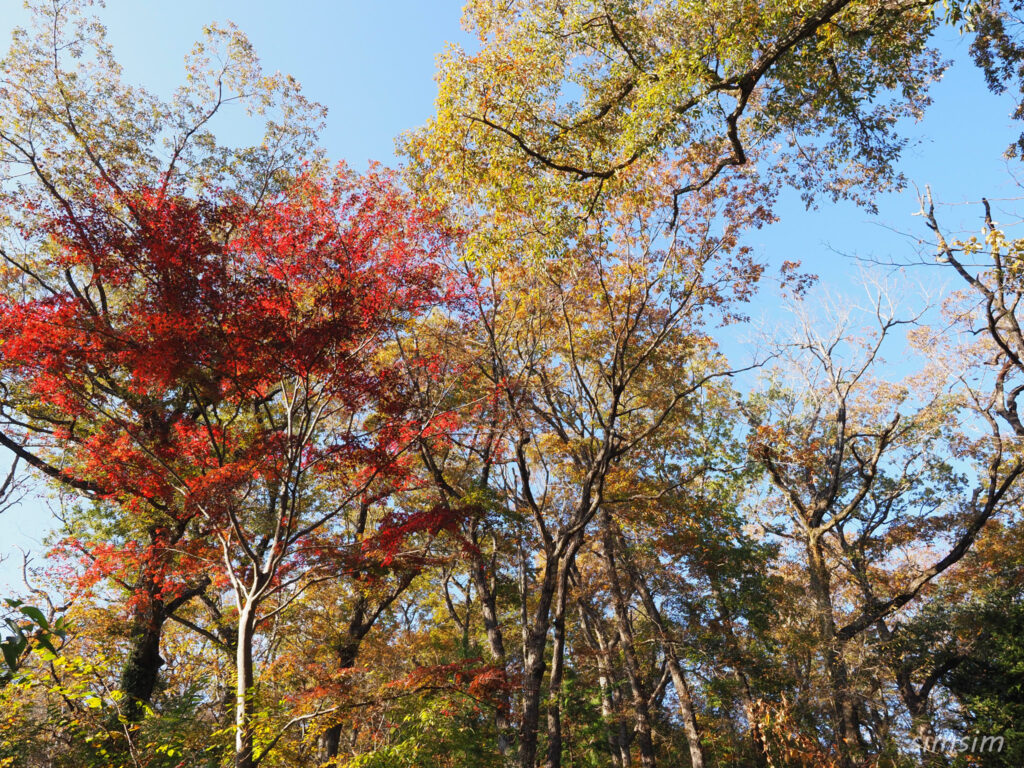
xmin=1 ymin=639 xmax=23 ymax=672
xmin=35 ymin=634 xmax=56 ymax=655
xmin=18 ymin=606 xmax=49 ymax=630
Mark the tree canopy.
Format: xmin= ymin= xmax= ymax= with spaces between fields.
xmin=1 ymin=1 xmax=1024 ymax=767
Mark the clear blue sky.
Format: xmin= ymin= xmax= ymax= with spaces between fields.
xmin=0 ymin=0 xmax=471 ymax=167
xmin=0 ymin=0 xmax=1020 ymax=590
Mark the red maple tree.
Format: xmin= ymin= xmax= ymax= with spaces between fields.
xmin=0 ymin=164 xmax=462 ymax=766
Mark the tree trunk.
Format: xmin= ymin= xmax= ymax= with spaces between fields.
xmin=519 ymin=528 xmax=586 ymax=768
xmin=579 ymin=602 xmax=626 ymax=768
xmin=119 ymin=536 xmax=207 ymax=721
xmin=317 ymin=641 xmax=361 ymax=764
xmin=708 ymin=586 xmax=768 ymax=768
xmin=545 ymin=569 xmax=569 ymax=768
xmin=872 ymin=619 xmax=947 ymax=768
xmin=906 ymin=694 xmax=946 ymax=767
xmin=600 ymin=517 xmax=657 ymax=768
xmin=118 ymin=598 xmax=166 ymax=721
xmin=807 ymin=535 xmax=862 ymax=767
xmin=518 ymin=554 xmax=560 ymax=768
xmin=623 ymin=545 xmax=706 ymax=768
xmin=471 ymin=548 xmax=515 ymax=758
xmin=732 ymin=671 xmax=769 ymax=768
xmin=666 ymin=662 xmax=704 ymax=768
xmin=317 ymin=572 xmax=418 ymax=763
xmin=235 ymin=603 xmax=257 ymax=768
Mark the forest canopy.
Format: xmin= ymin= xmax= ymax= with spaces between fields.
xmin=0 ymin=1 xmax=1023 ymax=767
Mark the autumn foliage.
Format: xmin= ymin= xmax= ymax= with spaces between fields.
xmin=4 ymin=2 xmax=1024 ymax=768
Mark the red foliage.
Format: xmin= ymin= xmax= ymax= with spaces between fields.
xmin=1 ymin=163 xmax=462 ymax=604
xmin=389 ymin=658 xmax=512 ymax=711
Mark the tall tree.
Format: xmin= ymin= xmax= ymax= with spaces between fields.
xmin=748 ymin=287 xmax=1024 ymax=765
xmin=0 ymin=0 xmax=325 ymax=726
xmin=0 ymin=162 xmax=458 ymax=767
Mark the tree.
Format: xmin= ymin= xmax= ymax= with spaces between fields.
xmin=0 ymin=0 xmax=326 ymax=729
xmin=6 ymin=1 xmax=1024 ymax=767
xmin=404 ymin=136 xmax=773 ymax=766
xmin=0 ymin=162 xmax=459 ymax=767
xmin=0 ymin=5 xmax=466 ymax=766
xmin=747 ymin=282 xmax=1024 ymax=765
xmin=404 ymin=0 xmax=944 ymax=233
xmin=396 ymin=3 xmax=976 ymax=765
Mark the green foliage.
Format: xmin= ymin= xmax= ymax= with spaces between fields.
xmin=340 ymin=699 xmax=503 ymax=768
xmin=945 ymin=592 xmax=1024 ymax=768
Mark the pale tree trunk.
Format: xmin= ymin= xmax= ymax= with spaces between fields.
xmin=578 ymin=601 xmax=627 ymax=768
xmin=665 ymin=660 xmax=703 ymax=767
xmin=470 ymin=540 xmax=515 ymax=759
xmin=235 ymin=603 xmax=258 ymax=768
xmin=616 ymin=688 xmax=634 ymax=768
xmin=545 ymin=571 xmax=570 ymax=768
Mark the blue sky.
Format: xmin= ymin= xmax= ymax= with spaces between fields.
xmin=0 ymin=1 xmax=1021 ymax=589
xmin=1 ymin=0 xmax=471 ymax=166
